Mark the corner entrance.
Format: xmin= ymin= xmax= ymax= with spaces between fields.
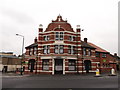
xmin=54 ymin=59 xmax=63 ymax=74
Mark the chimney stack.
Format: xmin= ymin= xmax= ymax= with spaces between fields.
xmin=114 ymin=53 xmax=117 ymax=56
xmin=76 ymin=25 xmax=81 ymax=32
xmin=39 ymin=24 xmax=43 ymax=32
xmin=34 ymin=37 xmax=37 ymax=43
xmin=84 ymin=38 xmax=87 ymax=43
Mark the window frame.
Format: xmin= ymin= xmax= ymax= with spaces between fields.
xmin=102 ymin=53 xmax=107 ymax=58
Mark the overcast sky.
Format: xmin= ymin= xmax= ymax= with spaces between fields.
xmin=0 ymin=0 xmax=119 ymax=56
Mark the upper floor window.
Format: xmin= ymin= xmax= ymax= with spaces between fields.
xmin=83 ymin=48 xmax=86 ymax=56
xmin=33 ymin=47 xmax=37 ymax=55
xmin=60 ymin=32 xmax=63 ymax=40
xmin=29 ymin=48 xmax=32 ymax=55
xmin=55 ymin=45 xmax=59 ymax=54
xmin=55 ymin=32 xmax=63 ymax=40
xmin=54 ymin=45 xmax=64 ymax=54
xmin=96 ymin=52 xmax=100 ymax=57
xmin=44 ymin=36 xmax=49 ymax=41
xmin=69 ymin=36 xmax=75 ymax=41
xmin=88 ymin=49 xmax=91 ymax=56
xmin=68 ymin=46 xmax=71 ymax=54
xmin=68 ymin=46 xmax=76 ymax=54
xmin=102 ymin=53 xmax=107 ymax=58
xmin=43 ymin=45 xmax=50 ymax=54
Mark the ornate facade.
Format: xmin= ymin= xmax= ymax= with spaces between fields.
xmin=24 ymin=15 xmax=117 ymax=75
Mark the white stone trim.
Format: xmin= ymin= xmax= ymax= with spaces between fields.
xmin=52 ymin=59 xmax=54 ymax=75
xmin=91 ymin=62 xmax=100 ymax=64
xmin=63 ymin=59 xmax=65 ymax=75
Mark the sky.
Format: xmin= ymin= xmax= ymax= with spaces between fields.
xmin=0 ymin=0 xmax=119 ymax=56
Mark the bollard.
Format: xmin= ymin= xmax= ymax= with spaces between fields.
xmin=109 ymin=68 xmax=117 ymax=76
xmin=94 ymin=69 xmax=101 ymax=77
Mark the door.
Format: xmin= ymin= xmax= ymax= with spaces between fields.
xmin=54 ymin=59 xmax=63 ymax=74
xmin=84 ymin=60 xmax=92 ymax=73
xmin=28 ymin=59 xmax=35 ymax=72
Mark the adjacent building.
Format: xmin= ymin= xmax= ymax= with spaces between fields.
xmin=24 ymin=15 xmax=118 ymax=75
xmin=0 ymin=52 xmax=21 ymax=72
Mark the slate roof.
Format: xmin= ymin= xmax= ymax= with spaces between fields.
xmin=25 ymin=43 xmax=38 ymax=48
xmin=81 ymin=41 xmax=95 ymax=49
xmin=88 ymin=42 xmax=108 ymax=53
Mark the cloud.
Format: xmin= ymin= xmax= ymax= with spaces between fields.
xmin=1 ymin=8 xmax=34 ymax=24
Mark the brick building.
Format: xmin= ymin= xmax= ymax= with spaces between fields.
xmin=24 ymin=15 xmax=117 ymax=75
xmin=0 ymin=52 xmax=21 ymax=72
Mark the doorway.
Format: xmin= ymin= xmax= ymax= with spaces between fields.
xmin=54 ymin=59 xmax=63 ymax=74
xmin=28 ymin=59 xmax=35 ymax=72
xmin=84 ymin=60 xmax=92 ymax=73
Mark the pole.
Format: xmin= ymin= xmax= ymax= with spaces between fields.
xmin=76 ymin=32 xmax=79 ymax=74
xmin=16 ymin=34 xmax=24 ymax=75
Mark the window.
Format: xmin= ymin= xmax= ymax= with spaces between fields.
xmin=73 ymin=46 xmax=76 ymax=54
xmin=42 ymin=59 xmax=49 ymax=71
xmin=102 ymin=53 xmax=107 ymax=58
xmin=83 ymin=48 xmax=86 ymax=56
xmin=55 ymin=32 xmax=59 ymax=40
xmin=88 ymin=49 xmax=91 ymax=56
xmin=60 ymin=32 xmax=63 ymax=40
xmin=47 ymin=36 xmax=50 ymax=40
xmin=55 ymin=45 xmax=59 ymax=54
xmin=29 ymin=48 xmax=32 ymax=55
xmin=47 ymin=46 xmax=50 ymax=54
xmin=96 ymin=52 xmax=100 ymax=57
xmin=54 ymin=45 xmax=64 ymax=54
xmin=68 ymin=60 xmax=76 ymax=71
xmin=43 ymin=46 xmax=47 ymax=54
xmin=59 ymin=45 xmax=64 ymax=54
xmin=44 ymin=36 xmax=49 ymax=41
xmin=69 ymin=36 xmax=75 ymax=41
xmin=55 ymin=32 xmax=64 ymax=40
xmin=68 ymin=46 xmax=71 ymax=54
xmin=43 ymin=45 xmax=50 ymax=54
xmin=34 ymin=47 xmax=37 ymax=55
xmin=68 ymin=46 xmax=76 ymax=54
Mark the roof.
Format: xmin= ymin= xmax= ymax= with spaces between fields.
xmin=0 ymin=55 xmax=18 ymax=58
xmin=88 ymin=42 xmax=108 ymax=53
xmin=81 ymin=41 xmax=96 ymax=49
xmin=25 ymin=43 xmax=38 ymax=48
xmin=45 ymin=15 xmax=74 ymax=32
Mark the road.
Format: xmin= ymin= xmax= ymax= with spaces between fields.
xmin=2 ymin=73 xmax=119 ymax=89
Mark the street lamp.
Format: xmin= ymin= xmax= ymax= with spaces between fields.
xmin=16 ymin=34 xmax=24 ymax=75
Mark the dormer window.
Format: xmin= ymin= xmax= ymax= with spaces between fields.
xmin=55 ymin=32 xmax=64 ymax=40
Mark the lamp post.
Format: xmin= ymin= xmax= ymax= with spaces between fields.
xmin=16 ymin=34 xmax=24 ymax=75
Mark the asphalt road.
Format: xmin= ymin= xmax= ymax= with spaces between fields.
xmin=2 ymin=73 xmax=119 ymax=89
